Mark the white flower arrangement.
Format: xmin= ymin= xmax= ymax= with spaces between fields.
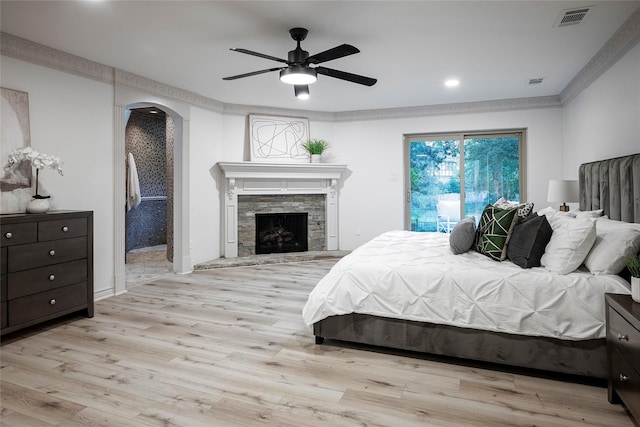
xmin=4 ymin=147 xmax=63 ymax=198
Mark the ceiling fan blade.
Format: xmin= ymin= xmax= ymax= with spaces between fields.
xmin=222 ymin=67 xmax=284 ymax=80
xmin=306 ymin=44 xmax=360 ymax=64
xmin=230 ymin=48 xmax=288 ymax=64
xmin=316 ymin=66 xmax=377 ymax=86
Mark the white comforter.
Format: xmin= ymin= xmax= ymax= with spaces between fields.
xmin=302 ymin=230 xmax=631 ymax=340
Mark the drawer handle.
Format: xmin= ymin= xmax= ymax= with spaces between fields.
xmin=619 ymin=374 xmax=630 ymax=382
xmin=49 ymin=250 xmax=56 ymax=256
xmin=617 ymin=333 xmax=629 ymax=341
xmin=62 ymin=226 xmax=69 ymax=232
xmin=49 ymin=274 xmax=55 ymax=281
xmin=49 ymin=299 xmax=56 ymax=305
xmin=5 ymin=232 xmax=12 ymax=239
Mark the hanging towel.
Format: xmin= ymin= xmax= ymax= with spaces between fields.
xmin=126 ymin=152 xmax=141 ymax=211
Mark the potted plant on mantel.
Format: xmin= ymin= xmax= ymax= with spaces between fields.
xmin=625 ymin=254 xmax=640 ymax=302
xmin=301 ymin=139 xmax=329 ymax=163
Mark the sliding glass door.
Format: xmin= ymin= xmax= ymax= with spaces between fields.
xmin=407 ymin=138 xmax=460 ymax=232
xmin=406 ymin=130 xmax=525 ymax=232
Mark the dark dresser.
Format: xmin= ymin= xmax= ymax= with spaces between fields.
xmin=1 ymin=210 xmax=93 ymax=335
xmin=606 ymin=293 xmax=640 ymax=423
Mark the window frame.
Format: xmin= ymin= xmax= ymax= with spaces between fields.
xmin=403 ymin=128 xmax=527 ymax=230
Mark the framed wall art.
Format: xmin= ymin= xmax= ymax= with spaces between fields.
xmin=249 ymin=114 xmax=309 ymax=163
xmin=1 ymin=87 xmax=32 ymax=213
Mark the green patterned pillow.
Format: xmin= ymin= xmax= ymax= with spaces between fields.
xmin=474 ymin=204 xmax=519 ymax=261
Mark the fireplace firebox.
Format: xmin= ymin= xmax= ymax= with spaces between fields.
xmin=255 ymin=212 xmax=308 ymax=255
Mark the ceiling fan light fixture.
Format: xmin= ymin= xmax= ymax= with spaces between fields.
xmin=280 ymin=66 xmax=317 ymax=85
xmin=294 ymin=85 xmax=310 ymax=100
xmin=223 ymin=27 xmax=376 ymax=93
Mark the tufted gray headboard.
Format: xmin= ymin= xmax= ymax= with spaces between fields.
xmin=579 ymin=153 xmax=640 ymax=223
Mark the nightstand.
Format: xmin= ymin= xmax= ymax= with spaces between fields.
xmin=606 ymin=293 xmax=640 ymax=423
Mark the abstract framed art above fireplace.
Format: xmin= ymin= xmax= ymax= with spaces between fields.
xmin=248 ymin=115 xmax=310 ymax=163
xmin=217 ymin=162 xmax=347 ymax=258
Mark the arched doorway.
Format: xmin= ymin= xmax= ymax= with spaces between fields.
xmin=114 ymin=86 xmax=192 ymax=295
xmin=124 ymin=105 xmax=174 ymax=286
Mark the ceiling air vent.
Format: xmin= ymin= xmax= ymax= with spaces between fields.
xmin=556 ymin=6 xmax=594 ymax=27
xmin=528 ymin=78 xmax=545 ymax=86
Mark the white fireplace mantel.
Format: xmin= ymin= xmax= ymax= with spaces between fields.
xmin=217 ymin=162 xmax=348 ymax=258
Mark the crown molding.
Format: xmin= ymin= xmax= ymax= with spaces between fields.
xmin=1 ymin=32 xmax=113 ymax=84
xmin=0 ymin=32 xmax=225 ymax=113
xmin=560 ymin=6 xmax=640 ymax=105
xmin=221 ymin=102 xmax=336 ymax=122
xmin=114 ymin=69 xmax=225 ymax=113
xmin=333 ymin=96 xmax=562 ymax=122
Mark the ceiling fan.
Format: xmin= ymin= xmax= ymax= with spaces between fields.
xmin=222 ymin=27 xmax=377 ymax=99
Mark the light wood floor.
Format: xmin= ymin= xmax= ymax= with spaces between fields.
xmin=1 ymin=260 xmax=635 ymax=426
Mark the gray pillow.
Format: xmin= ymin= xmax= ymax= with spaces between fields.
xmin=449 ymin=216 xmax=476 ymax=254
xmin=507 ymin=214 xmax=553 ymax=268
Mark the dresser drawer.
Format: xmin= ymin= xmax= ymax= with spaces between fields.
xmin=611 ymin=348 xmax=640 ymax=419
xmin=7 ymin=260 xmax=88 ymax=299
xmin=1 ymin=222 xmax=37 ymax=247
xmin=7 ymin=237 xmax=87 ymax=272
xmin=38 ymin=217 xmax=87 ymax=241
xmin=8 ymin=282 xmax=87 ymax=326
xmin=608 ymin=306 xmax=640 ymax=363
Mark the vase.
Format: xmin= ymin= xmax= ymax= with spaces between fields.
xmin=311 ymin=154 xmax=322 ymax=163
xmin=26 ymin=197 xmax=50 ymax=214
xmin=632 ymin=276 xmax=640 ymax=303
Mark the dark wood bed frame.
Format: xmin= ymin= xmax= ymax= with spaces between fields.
xmin=314 ymin=153 xmax=640 ymax=379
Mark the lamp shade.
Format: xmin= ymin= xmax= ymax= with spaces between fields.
xmin=547 ymin=180 xmax=579 ymax=203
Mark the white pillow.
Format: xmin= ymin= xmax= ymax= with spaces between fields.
xmin=540 ymin=213 xmax=597 ymax=274
xmin=568 ymin=209 xmax=604 ymax=219
xmin=537 ymin=206 xmax=569 ymax=217
xmin=584 ymin=218 xmax=640 ymax=275
xmin=537 ymin=206 xmax=555 ymax=215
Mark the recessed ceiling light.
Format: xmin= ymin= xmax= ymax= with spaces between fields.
xmin=445 ymin=79 xmax=460 ymax=88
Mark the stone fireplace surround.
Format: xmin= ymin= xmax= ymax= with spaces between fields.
xmin=217 ymin=162 xmax=347 ymax=258
xmin=239 ymin=195 xmax=322 ymax=257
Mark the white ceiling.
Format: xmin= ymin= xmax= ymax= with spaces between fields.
xmin=1 ymin=1 xmax=639 ymax=112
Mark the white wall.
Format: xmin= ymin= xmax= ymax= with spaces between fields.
xmin=1 ymin=56 xmax=115 ymax=295
xmin=334 ymin=108 xmax=563 ymax=249
xmin=189 ymin=106 xmax=223 ymax=264
xmin=220 ymin=114 xmax=247 ymax=160
xmin=562 ymin=42 xmax=640 ymax=177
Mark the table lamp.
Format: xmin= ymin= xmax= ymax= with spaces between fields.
xmin=547 ymin=179 xmax=578 ymax=212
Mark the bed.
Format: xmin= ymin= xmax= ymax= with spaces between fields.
xmin=303 ymin=153 xmax=640 ymax=379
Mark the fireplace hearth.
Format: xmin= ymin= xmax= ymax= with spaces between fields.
xmin=255 ymin=212 xmax=308 ymax=254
